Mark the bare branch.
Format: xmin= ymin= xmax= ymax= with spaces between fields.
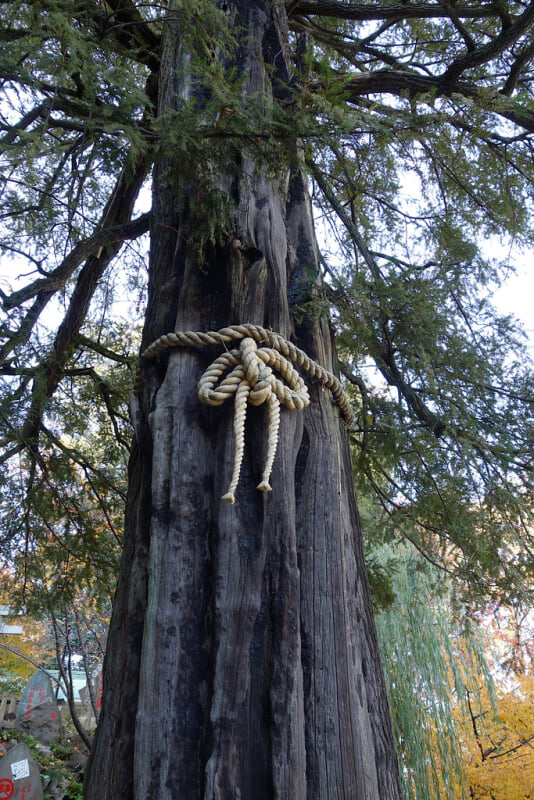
xmin=0 ymin=640 xmax=60 ymax=681
xmin=50 ymin=609 xmax=93 ymax=751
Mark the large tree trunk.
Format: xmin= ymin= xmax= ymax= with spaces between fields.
xmin=85 ymin=1 xmax=401 ymax=798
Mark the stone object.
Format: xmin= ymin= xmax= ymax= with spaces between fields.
xmin=0 ymin=742 xmax=43 ymax=800
xmin=16 ymin=672 xmax=54 ymax=718
xmin=0 ymin=696 xmax=18 ymax=728
xmin=78 ymin=666 xmax=103 ymax=729
xmin=15 ymin=704 xmax=62 ymax=746
xmin=78 ymin=686 xmax=90 ymax=708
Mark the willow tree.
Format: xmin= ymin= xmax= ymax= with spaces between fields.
xmin=1 ymin=1 xmax=534 ymax=799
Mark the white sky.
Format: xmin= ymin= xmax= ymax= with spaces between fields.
xmin=494 ymin=262 xmax=533 ymax=354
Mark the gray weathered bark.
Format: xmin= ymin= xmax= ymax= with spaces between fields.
xmin=84 ymin=1 xmax=401 ymax=798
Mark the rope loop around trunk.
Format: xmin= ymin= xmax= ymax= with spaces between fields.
xmin=136 ymin=324 xmax=353 ymax=503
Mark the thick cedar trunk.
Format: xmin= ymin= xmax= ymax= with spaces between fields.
xmin=85 ymin=1 xmax=401 ymax=798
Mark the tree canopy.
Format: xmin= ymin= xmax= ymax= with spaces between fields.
xmin=1 ymin=0 xmax=533 ymax=610
xmin=376 ymin=543 xmax=534 ymax=800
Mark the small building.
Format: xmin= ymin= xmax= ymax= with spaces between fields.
xmin=47 ymin=670 xmax=89 ymax=704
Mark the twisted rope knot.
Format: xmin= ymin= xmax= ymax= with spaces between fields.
xmin=136 ymin=324 xmax=353 ymax=505
xmin=241 ymin=338 xmax=271 ymax=405
xmin=197 ymin=337 xmax=310 ymax=503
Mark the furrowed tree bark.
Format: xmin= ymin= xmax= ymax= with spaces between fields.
xmin=85 ymin=1 xmax=401 ymax=798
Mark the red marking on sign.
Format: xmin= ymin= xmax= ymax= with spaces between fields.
xmin=25 ymin=687 xmax=34 ymax=711
xmin=0 ymin=778 xmax=14 ymax=799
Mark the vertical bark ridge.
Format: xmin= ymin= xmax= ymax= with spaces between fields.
xmin=85 ymin=1 xmax=402 ymax=798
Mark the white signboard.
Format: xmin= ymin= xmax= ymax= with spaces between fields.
xmin=11 ymin=759 xmax=30 ymax=781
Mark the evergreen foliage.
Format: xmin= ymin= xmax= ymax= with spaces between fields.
xmin=0 ymin=0 xmax=533 ymax=659
xmin=1 ymin=4 xmax=534 ymax=796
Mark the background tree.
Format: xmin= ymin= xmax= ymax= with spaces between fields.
xmin=457 ymin=670 xmax=534 ymax=800
xmin=373 ymin=543 xmax=534 ymax=800
xmin=1 ymin=1 xmax=534 ymax=799
xmin=373 ymin=543 xmax=491 ymax=800
xmin=0 ymin=611 xmax=53 ymax=695
xmin=1 ymin=569 xmax=110 ymax=749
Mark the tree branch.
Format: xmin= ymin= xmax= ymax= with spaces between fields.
xmin=0 ymin=293 xmax=55 ymax=365
xmin=14 ymin=149 xmax=152 ymax=446
xmin=289 ymin=2 xmax=497 ymax=23
xmin=501 ymin=40 xmax=534 ymax=96
xmin=342 ymin=70 xmax=534 ymax=132
xmin=3 ymin=213 xmax=151 ymax=311
xmin=100 ymin=0 xmax=161 ymax=72
xmin=0 ymin=641 xmax=61 ymax=682
xmin=50 ymin=609 xmax=93 ymax=751
xmin=0 ymin=100 xmax=52 ymax=147
xmin=442 ymin=1 xmax=534 ymax=85
xmin=76 ymin=334 xmax=134 ymax=365
xmin=310 ymin=160 xmax=447 ymax=437
xmin=439 ymin=0 xmax=476 ymax=51
xmin=307 ymin=158 xmax=383 ymax=281
xmin=0 ymin=213 xmax=150 ymax=366
xmin=378 ymin=338 xmax=446 ymax=437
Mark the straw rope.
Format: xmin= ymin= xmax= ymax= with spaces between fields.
xmin=136 ymin=324 xmax=353 ymax=504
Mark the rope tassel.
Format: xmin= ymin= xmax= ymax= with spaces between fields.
xmin=136 ymin=324 xmax=353 ymax=504
xmin=221 ymin=379 xmax=251 ymax=505
xmin=199 ymin=337 xmax=308 ymax=504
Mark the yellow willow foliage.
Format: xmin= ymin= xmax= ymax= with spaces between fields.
xmin=429 ymin=673 xmax=534 ymax=800
xmin=463 ymin=675 xmax=534 ymax=800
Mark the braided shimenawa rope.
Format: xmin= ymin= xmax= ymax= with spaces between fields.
xmin=136 ymin=324 xmax=353 ymax=504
